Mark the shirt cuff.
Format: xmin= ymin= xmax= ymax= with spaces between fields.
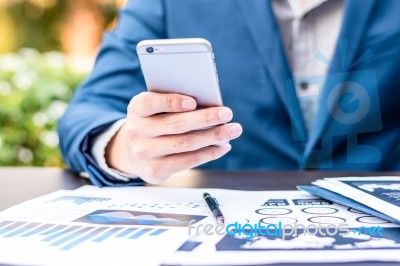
xmin=90 ymin=118 xmax=139 ymax=181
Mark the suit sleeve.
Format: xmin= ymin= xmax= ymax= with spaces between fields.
xmin=57 ymin=0 xmax=166 ymax=186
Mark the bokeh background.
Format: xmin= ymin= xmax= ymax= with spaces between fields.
xmin=0 ymin=0 xmax=126 ymax=166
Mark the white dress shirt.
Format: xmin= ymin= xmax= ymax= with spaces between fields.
xmin=272 ymin=0 xmax=344 ymax=131
xmin=91 ymin=0 xmax=344 ymax=180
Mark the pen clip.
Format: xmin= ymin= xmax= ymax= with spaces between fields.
xmin=213 ymin=197 xmax=219 ymax=206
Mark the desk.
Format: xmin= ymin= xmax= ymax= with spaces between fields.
xmin=0 ymin=167 xmax=399 ymax=266
xmin=1 ymin=167 xmax=399 ymax=211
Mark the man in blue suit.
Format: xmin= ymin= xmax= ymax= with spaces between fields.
xmin=58 ymin=0 xmax=400 ymax=186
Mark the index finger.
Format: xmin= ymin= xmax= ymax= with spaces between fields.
xmin=128 ymin=92 xmax=197 ymax=117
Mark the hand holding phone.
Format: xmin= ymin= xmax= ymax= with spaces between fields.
xmin=105 ymin=39 xmax=243 ymax=184
xmin=137 ymin=38 xmax=222 ymax=107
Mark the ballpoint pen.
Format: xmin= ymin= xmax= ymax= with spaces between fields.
xmin=203 ymin=192 xmax=225 ymax=224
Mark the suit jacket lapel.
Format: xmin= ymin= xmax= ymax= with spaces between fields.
xmin=237 ymin=0 xmax=308 ymax=142
xmin=303 ymin=0 xmax=376 ymax=165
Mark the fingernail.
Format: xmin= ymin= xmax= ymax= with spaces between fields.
xmin=218 ymin=108 xmax=233 ymax=123
xmin=228 ymin=124 xmax=242 ymax=138
xmin=221 ymin=144 xmax=232 ymax=152
xmin=182 ymin=99 xmax=197 ymax=110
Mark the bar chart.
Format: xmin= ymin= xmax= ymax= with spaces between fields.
xmin=45 ymin=196 xmax=111 ymax=205
xmin=0 ymin=220 xmax=169 ymax=251
xmin=107 ymin=201 xmax=204 ymax=210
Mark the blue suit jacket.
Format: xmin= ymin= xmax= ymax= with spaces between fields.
xmin=58 ymin=0 xmax=400 ymax=186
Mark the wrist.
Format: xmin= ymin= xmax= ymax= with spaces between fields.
xmin=105 ymin=123 xmax=134 ymax=175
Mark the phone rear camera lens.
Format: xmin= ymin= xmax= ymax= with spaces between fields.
xmin=146 ymin=47 xmax=154 ymax=53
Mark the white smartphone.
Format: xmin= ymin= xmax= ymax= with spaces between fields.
xmin=136 ymin=38 xmax=223 ymax=107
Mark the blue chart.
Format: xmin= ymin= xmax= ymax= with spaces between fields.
xmin=75 ymin=210 xmax=207 ymax=227
xmin=107 ymin=201 xmax=204 ymax=209
xmin=45 ymin=196 xmax=111 ymax=205
xmin=0 ymin=220 xmax=168 ymax=251
xmin=215 ymin=227 xmax=400 ymax=251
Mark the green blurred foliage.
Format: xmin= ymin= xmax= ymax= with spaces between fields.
xmin=0 ymin=1 xmax=121 ymax=166
xmin=0 ymin=49 xmax=85 ymax=166
xmin=3 ymin=1 xmax=65 ymax=53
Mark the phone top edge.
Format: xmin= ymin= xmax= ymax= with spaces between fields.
xmin=137 ymin=38 xmax=211 ymax=48
xmin=137 ymin=38 xmax=212 ymax=55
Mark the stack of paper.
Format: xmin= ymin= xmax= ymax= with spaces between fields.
xmin=1 ymin=185 xmax=400 ymax=265
xmin=299 ymin=176 xmax=400 ymax=224
xmin=164 ymin=190 xmax=400 ymax=265
xmin=0 ymin=186 xmax=263 ymax=266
